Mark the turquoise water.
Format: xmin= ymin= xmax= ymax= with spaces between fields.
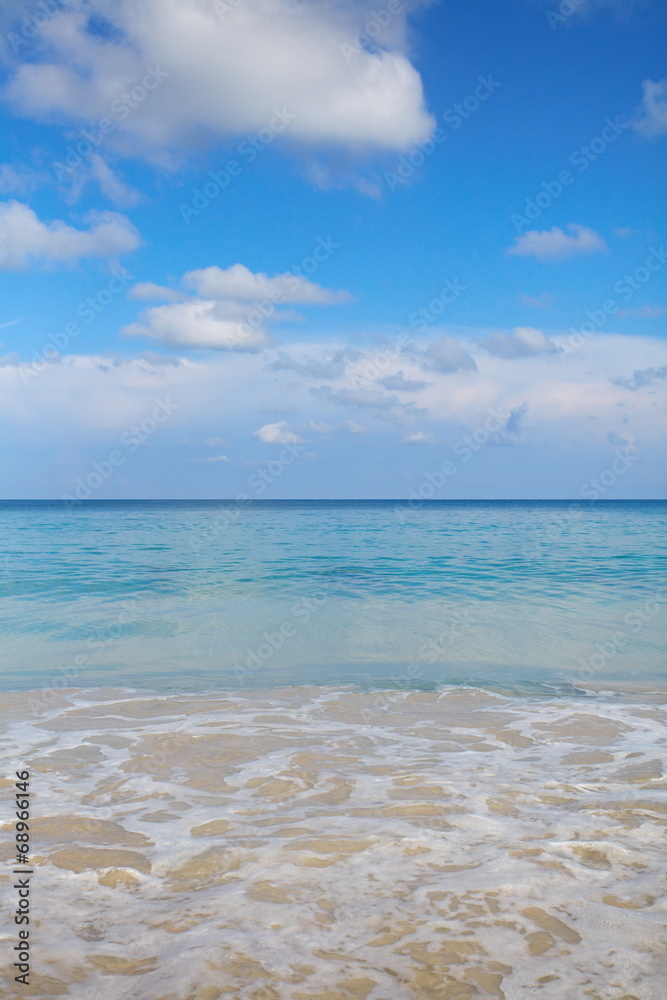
xmin=1 ymin=499 xmax=665 ymax=694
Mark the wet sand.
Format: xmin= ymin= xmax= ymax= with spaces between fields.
xmin=1 ymin=685 xmax=665 ymax=999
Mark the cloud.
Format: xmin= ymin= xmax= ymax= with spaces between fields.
xmin=632 ymin=79 xmax=667 ymax=138
xmin=2 ymin=0 xmax=434 ymax=163
xmin=610 ymin=364 xmax=667 ymax=390
xmin=380 ymin=371 xmax=428 ymax=391
xmin=124 ymin=299 xmax=270 ymax=351
xmin=402 ymin=431 xmax=436 ymax=445
xmin=481 ymin=326 xmax=557 ymax=359
xmin=253 ymin=421 xmax=304 ymax=445
xmin=0 ymin=163 xmax=43 ymax=195
xmin=186 ymin=264 xmax=351 ymax=304
xmin=607 ymin=430 xmax=636 ymax=453
xmin=509 ymin=224 xmax=607 ymax=261
xmin=501 ymin=401 xmax=529 ymax=442
xmin=88 ymin=155 xmax=141 ymax=208
xmin=125 ymin=264 xmax=350 ymax=351
xmin=267 ymin=348 xmax=360 ymax=380
xmin=130 ymin=283 xmax=185 ymax=303
xmin=617 ymin=305 xmax=667 ymax=319
xmin=414 ymin=336 xmax=477 ymax=374
xmin=193 ymin=454 xmax=228 ymax=463
xmin=203 ymin=437 xmax=227 ymax=447
xmin=314 ymin=385 xmax=400 ymax=410
xmin=0 ymin=200 xmax=140 ymax=268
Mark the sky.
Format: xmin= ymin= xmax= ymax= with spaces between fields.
xmin=0 ymin=0 xmax=665 ymax=499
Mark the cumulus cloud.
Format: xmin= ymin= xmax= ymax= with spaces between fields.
xmin=632 ymin=79 xmax=667 ymax=138
xmin=2 ymin=0 xmax=434 ymax=164
xmin=0 ymin=200 xmax=140 ymax=268
xmin=186 ymin=264 xmax=351 ymax=304
xmin=610 ymin=364 xmax=667 ymax=390
xmin=125 ymin=265 xmax=350 ymax=351
xmin=414 ymin=336 xmax=477 ymax=374
xmin=509 ymin=224 xmax=607 ymax=261
xmin=402 ymin=431 xmax=436 ymax=445
xmin=253 ymin=421 xmax=304 ymax=445
xmin=481 ymin=326 xmax=557 ymax=359
xmin=193 ymin=454 xmax=228 ymax=463
xmin=124 ymin=299 xmax=269 ymax=351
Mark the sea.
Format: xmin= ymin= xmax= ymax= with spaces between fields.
xmin=0 ymin=500 xmax=665 ymax=998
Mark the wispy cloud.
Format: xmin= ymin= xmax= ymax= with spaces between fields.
xmin=509 ymin=224 xmax=607 ymax=261
xmin=632 ymin=78 xmax=667 ymax=138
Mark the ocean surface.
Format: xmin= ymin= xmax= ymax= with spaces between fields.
xmin=0 ymin=501 xmax=665 ymax=998
xmin=1 ymin=499 xmax=666 ymax=694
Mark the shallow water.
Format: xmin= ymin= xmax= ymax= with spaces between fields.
xmin=1 ymin=685 xmax=666 ymax=999
xmin=1 ymin=500 xmax=666 ymax=694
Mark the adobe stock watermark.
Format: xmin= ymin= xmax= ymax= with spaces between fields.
xmin=61 ymin=397 xmax=179 ymax=501
xmin=179 ymin=108 xmax=296 ymax=224
xmin=522 ymin=446 xmax=640 ymax=561
xmin=18 ymin=269 xmax=134 ymax=384
xmin=559 ymin=245 xmax=667 ymax=357
xmin=360 ymin=607 xmax=476 ymax=721
xmin=6 ymin=0 xmax=72 ymax=53
xmin=384 ymin=75 xmax=501 ymax=192
xmin=355 ymin=275 xmax=467 ymax=385
xmin=52 ymin=67 xmax=168 ymax=181
xmin=215 ymin=235 xmax=341 ymax=351
xmin=576 ymin=583 xmax=666 ymax=683
xmin=511 ymin=115 xmax=628 ymax=234
xmin=406 ymin=407 xmax=508 ymax=505
xmin=189 ymin=440 xmax=306 ymax=554
xmin=25 ymin=596 xmax=141 ymax=714
xmin=545 ymin=0 xmax=590 ymax=31
xmin=340 ymin=0 xmax=405 ymax=63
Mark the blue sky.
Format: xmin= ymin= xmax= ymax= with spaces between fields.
xmin=0 ymin=0 xmax=665 ymax=498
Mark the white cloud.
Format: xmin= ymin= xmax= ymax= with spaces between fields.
xmin=125 ymin=263 xmax=350 ymax=351
xmin=124 ymin=299 xmax=269 ymax=351
xmin=402 ymin=431 xmax=436 ymax=445
xmin=481 ymin=326 xmax=557 ymax=359
xmin=509 ymin=224 xmax=607 ymax=261
xmin=253 ymin=421 xmax=304 ymax=445
xmin=193 ymin=454 xmax=228 ymax=463
xmin=2 ymin=0 xmax=434 ymax=163
xmin=186 ymin=264 xmax=351 ymax=304
xmin=0 ymin=200 xmax=140 ymax=268
xmin=632 ymin=78 xmax=667 ymax=138
xmin=203 ymin=436 xmax=227 ymax=447
xmin=89 ymin=155 xmax=140 ymax=208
